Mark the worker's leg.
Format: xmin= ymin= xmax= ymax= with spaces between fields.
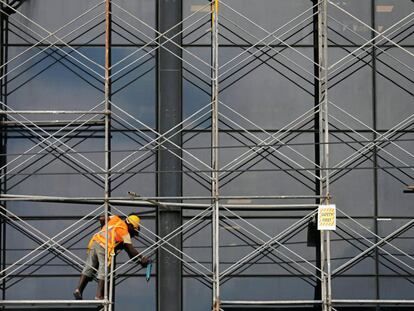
xmin=74 ymin=243 xmax=98 ymax=299
xmin=96 ymin=279 xmax=105 ymax=299
xmin=75 ymin=274 xmax=91 ymax=298
xmin=95 ymin=243 xmax=107 ymax=299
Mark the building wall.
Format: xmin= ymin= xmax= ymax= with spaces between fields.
xmin=0 ymin=1 xmax=413 ymax=310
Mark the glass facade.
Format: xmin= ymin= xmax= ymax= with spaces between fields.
xmin=0 ymin=0 xmax=413 ymax=310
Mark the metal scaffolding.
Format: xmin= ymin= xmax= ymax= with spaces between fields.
xmin=0 ymin=0 xmax=413 ymax=310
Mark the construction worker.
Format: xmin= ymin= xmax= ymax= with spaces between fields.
xmin=73 ymin=214 xmax=148 ymax=300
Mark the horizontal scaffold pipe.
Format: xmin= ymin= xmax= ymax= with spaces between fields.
xmin=125 ymin=195 xmax=325 ymax=200
xmin=332 ymin=300 xmax=414 ymax=306
xmin=0 ymin=110 xmax=107 ymax=114
xmin=221 ymin=300 xmax=323 ymax=305
xmin=0 ymin=120 xmax=105 ymax=126
xmin=0 ymin=300 xmax=107 ymax=306
xmin=0 ymin=194 xmax=318 ymax=210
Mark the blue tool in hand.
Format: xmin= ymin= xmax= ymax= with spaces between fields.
xmin=146 ymin=261 xmax=152 ymax=282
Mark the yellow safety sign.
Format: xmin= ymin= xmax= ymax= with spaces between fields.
xmin=317 ymin=204 xmax=336 ymax=230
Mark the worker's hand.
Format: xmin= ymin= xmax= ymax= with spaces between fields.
xmin=140 ymin=256 xmax=150 ymax=267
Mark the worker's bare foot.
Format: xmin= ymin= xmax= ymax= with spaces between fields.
xmin=73 ymin=289 xmax=82 ymax=300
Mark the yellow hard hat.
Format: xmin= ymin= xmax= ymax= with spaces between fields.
xmin=126 ymin=215 xmax=141 ymax=229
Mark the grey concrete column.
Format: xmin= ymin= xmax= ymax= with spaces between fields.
xmin=157 ymin=0 xmax=182 ymax=310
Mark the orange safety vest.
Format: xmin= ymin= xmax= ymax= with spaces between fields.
xmin=87 ymin=215 xmax=128 ymax=265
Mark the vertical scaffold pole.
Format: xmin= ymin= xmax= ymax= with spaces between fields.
xmin=318 ymin=0 xmax=331 ymax=311
xmin=211 ymin=0 xmax=220 ymax=310
xmin=104 ymin=0 xmax=112 ymax=309
xmin=0 ymin=1 xmax=5 ymax=303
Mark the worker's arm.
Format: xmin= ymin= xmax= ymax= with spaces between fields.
xmin=124 ymin=243 xmax=149 ymax=267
